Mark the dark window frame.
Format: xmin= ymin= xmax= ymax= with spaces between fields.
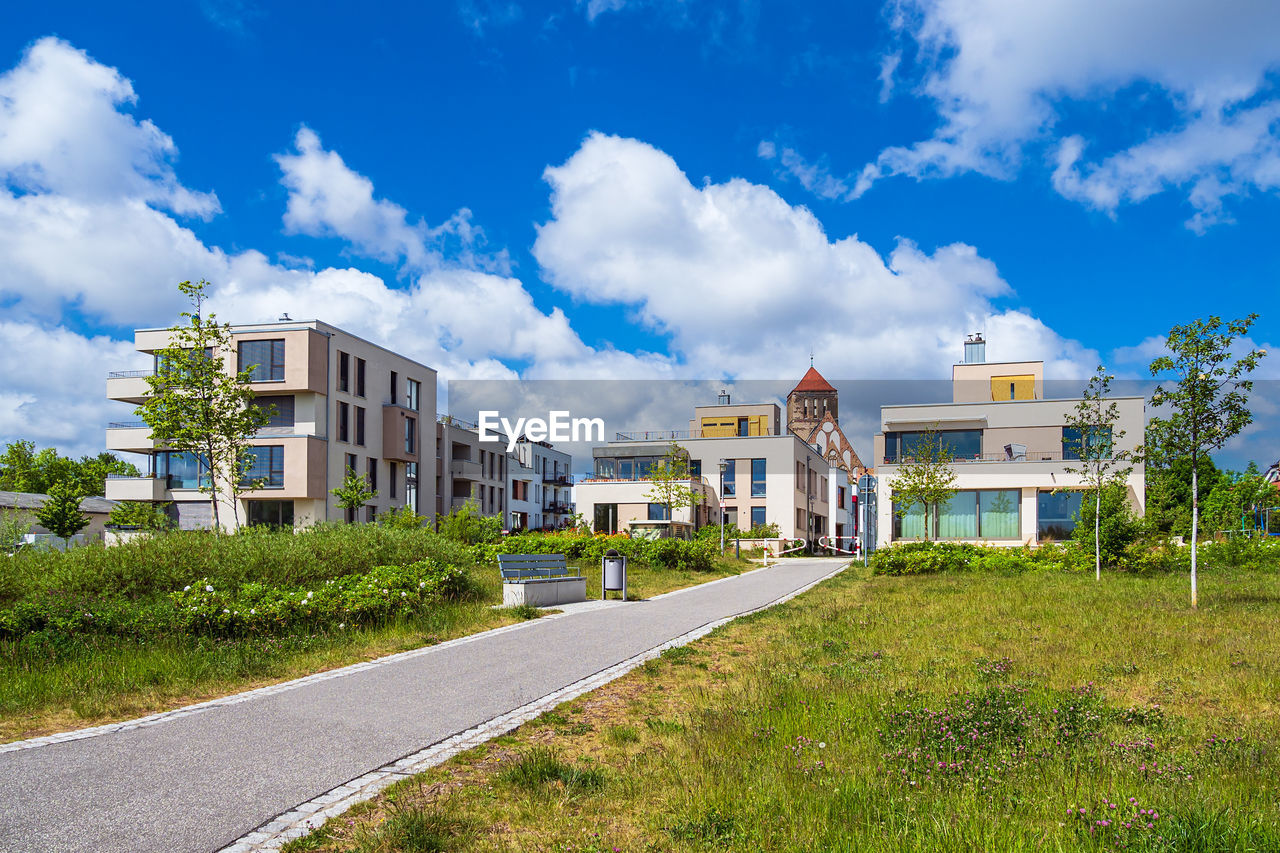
xmin=238 ymin=339 xmax=286 ymax=383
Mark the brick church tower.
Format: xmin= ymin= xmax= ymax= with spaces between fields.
xmin=786 ymin=364 xmax=864 ymax=477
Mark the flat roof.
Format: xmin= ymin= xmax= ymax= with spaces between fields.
xmin=882 ymin=395 xmax=1146 ymax=410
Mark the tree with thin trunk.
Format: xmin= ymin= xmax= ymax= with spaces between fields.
xmin=138 ymin=280 xmax=271 ymax=531
xmin=1148 ymin=314 xmax=1266 ymax=608
xmin=644 ymin=442 xmax=703 ymax=533
xmin=1063 ymin=366 xmax=1139 ymax=581
xmin=889 ymin=423 xmax=958 ymax=541
xmin=331 ymin=468 xmax=377 ymax=522
xmin=34 ymin=480 xmax=89 ymax=546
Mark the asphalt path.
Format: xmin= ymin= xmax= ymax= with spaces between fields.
xmin=0 ymin=557 xmax=848 ymax=853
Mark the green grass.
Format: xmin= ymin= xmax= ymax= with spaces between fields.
xmin=299 ymin=564 xmax=1280 ymax=852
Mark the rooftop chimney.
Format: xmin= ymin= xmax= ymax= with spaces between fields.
xmin=717 ymin=388 xmax=731 ymax=405
xmin=963 ymin=333 xmax=986 ymax=364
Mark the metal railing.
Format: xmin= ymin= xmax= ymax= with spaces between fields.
xmin=542 ymin=473 xmax=574 ymax=486
xmin=107 ymin=421 xmax=147 ymax=429
xmin=437 ymin=414 xmax=479 ymax=430
xmin=882 ymin=450 xmax=1072 ymax=464
xmin=107 ymin=369 xmax=155 ymax=379
xmin=614 ymin=427 xmax=776 ymax=441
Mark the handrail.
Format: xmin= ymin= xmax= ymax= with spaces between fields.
xmin=776 ymin=537 xmax=807 ymax=556
xmin=107 ymin=369 xmax=155 ymax=379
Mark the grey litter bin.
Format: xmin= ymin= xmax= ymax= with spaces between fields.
xmin=602 ymin=549 xmax=627 ymax=601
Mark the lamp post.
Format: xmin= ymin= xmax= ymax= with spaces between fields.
xmin=718 ymin=459 xmax=728 ymax=555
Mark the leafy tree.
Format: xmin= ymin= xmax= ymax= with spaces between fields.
xmin=34 ymin=481 xmax=89 ymax=544
xmin=108 ymin=500 xmax=172 ymax=531
xmin=1063 ymin=366 xmax=1140 ymax=580
xmin=138 ymin=280 xmax=271 ymax=531
xmin=0 ymin=508 xmax=32 ymax=554
xmin=0 ymin=441 xmax=138 ymax=496
xmin=1148 ymin=314 xmax=1267 ymax=608
xmin=644 ymin=442 xmax=704 ymax=529
xmin=1201 ymin=463 xmax=1279 ymax=535
xmin=1071 ymin=481 xmax=1142 ymax=567
xmin=1144 ymin=453 xmax=1223 ymax=538
xmin=889 ymin=424 xmax=958 ymax=541
xmin=331 ymin=468 xmax=377 ymax=522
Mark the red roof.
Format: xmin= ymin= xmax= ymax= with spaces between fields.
xmin=792 ymin=366 xmax=836 ymax=393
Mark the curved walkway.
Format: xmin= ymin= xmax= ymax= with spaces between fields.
xmin=0 ymin=557 xmax=849 ymax=853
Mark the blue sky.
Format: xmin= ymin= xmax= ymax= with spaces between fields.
xmin=1 ymin=0 xmax=1278 ymax=465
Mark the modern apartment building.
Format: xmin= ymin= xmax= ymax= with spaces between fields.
xmin=576 ymin=396 xmax=832 ymax=540
xmin=105 ymin=319 xmax=436 ymax=529
xmin=435 ymin=417 xmax=508 ymax=522
xmin=872 ymin=335 xmax=1145 ymax=548
xmin=511 ymin=439 xmax=574 ymax=531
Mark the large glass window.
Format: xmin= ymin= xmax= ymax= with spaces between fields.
xmin=936 ymin=492 xmax=978 ymax=538
xmin=238 ymin=339 xmax=285 ymax=382
xmin=751 ymin=458 xmax=766 ymax=497
xmin=247 ymin=500 xmax=293 ymax=527
xmin=722 ymin=459 xmax=736 ymax=496
xmin=407 ymin=378 xmax=421 ymax=411
xmin=355 ymin=358 xmax=366 ymax=397
xmin=406 ymin=461 xmax=418 ymax=512
xmin=619 ymin=459 xmax=634 ymax=479
xmin=594 ymin=458 xmax=616 ymax=479
xmin=404 ymin=416 xmax=416 ymax=454
xmin=751 ymin=506 xmax=767 ymax=528
xmin=594 ymin=503 xmax=618 ymax=533
xmin=648 ymin=503 xmax=671 ymax=521
xmin=253 ymin=395 xmax=294 ymax=429
xmin=1062 ymin=427 xmax=1113 ymax=461
xmin=160 ymin=451 xmax=207 ymax=489
xmin=979 ymin=490 xmax=1021 ymax=539
xmin=1038 ymin=490 xmax=1083 ymax=541
xmin=355 ymin=406 xmax=366 ymax=446
xmin=689 ymin=459 xmax=702 ymax=478
xmin=242 ymin=446 xmax=284 ymax=487
xmin=337 ymin=402 xmax=349 ymax=442
xmin=338 ymin=351 xmax=349 ymax=392
xmin=885 ymin=429 xmax=983 ymax=462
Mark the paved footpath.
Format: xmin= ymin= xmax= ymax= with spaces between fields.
xmin=0 ymin=557 xmax=848 ymax=853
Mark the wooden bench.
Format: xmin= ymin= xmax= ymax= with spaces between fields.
xmin=498 ymin=554 xmax=587 ymax=607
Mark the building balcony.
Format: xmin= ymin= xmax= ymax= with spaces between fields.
xmin=542 ymin=473 xmax=574 ymax=486
xmin=545 ymin=501 xmax=575 ymax=515
xmin=105 ymin=422 xmax=156 ymax=452
xmin=880 ymin=450 xmax=1068 ymax=465
xmin=104 ymin=474 xmax=168 ymax=502
xmin=450 ymin=458 xmax=483 ymax=481
xmin=106 ymin=370 xmax=154 ymax=403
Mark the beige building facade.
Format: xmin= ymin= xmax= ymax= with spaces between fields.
xmin=106 ymin=319 xmax=436 ymax=530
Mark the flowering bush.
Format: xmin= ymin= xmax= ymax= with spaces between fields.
xmin=169 ymin=560 xmax=470 ymax=637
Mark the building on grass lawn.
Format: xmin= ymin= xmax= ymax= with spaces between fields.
xmin=435 ymin=416 xmax=507 ymax=524
xmin=511 ymin=438 xmax=574 ymax=531
xmin=105 ymin=319 xmax=435 ymax=530
xmin=872 ymin=334 xmax=1145 ymax=549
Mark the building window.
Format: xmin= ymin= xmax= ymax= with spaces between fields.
xmin=390 ymin=371 xmax=398 ymax=405
xmin=737 ymin=417 xmax=749 ymax=436
xmin=355 ymin=358 xmax=366 ymax=397
xmin=648 ymin=503 xmax=671 ymax=521
xmin=1062 ymin=427 xmax=1113 ymax=461
xmin=247 ymin=500 xmax=293 ymax=527
xmin=367 ymin=457 xmax=378 ymax=491
xmin=338 ymin=351 xmax=350 ymax=392
xmin=355 ymin=406 xmax=366 ymax=446
xmin=594 ymin=503 xmax=618 ymax=533
xmin=722 ymin=459 xmax=736 ymax=496
xmin=253 ymin=395 xmax=294 ymax=429
xmin=751 ymin=458 xmax=766 ymax=497
xmin=1038 ymin=490 xmax=1082 ymax=541
xmin=884 ymin=429 xmax=983 ymax=463
xmin=159 ymin=450 xmax=208 ymax=490
xmin=404 ymin=417 xmax=416 ymax=454
xmin=337 ymin=402 xmax=349 ymax=442
xmin=345 ymin=453 xmax=357 ymax=475
xmin=407 ymin=462 xmax=418 ymax=511
xmin=366 ymin=505 xmax=377 ymax=523
xmin=389 ymin=461 xmax=398 ymax=498
xmin=407 ymin=378 xmax=421 ymax=411
xmin=751 ymin=506 xmax=766 ymax=528
xmin=892 ymin=489 xmax=1021 ymax=540
xmin=690 ymin=459 xmax=701 ymax=478
xmin=242 ymin=446 xmax=284 ymax=488
xmin=238 ymin=339 xmax=285 ymax=382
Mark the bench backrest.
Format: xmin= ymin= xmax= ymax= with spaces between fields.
xmin=498 ymin=553 xmax=573 ymax=580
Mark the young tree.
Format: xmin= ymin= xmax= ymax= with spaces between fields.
xmin=331 ymin=468 xmax=377 ymax=522
xmin=1148 ymin=314 xmax=1267 ymax=608
xmin=138 ymin=280 xmax=271 ymax=531
xmin=108 ymin=500 xmax=172 ymax=531
xmin=888 ymin=424 xmax=958 ymax=541
xmin=0 ymin=508 xmax=33 ymax=554
xmin=1064 ymin=365 xmax=1140 ymax=580
xmin=644 ymin=442 xmax=704 ymax=533
xmin=34 ymin=481 xmax=89 ymax=545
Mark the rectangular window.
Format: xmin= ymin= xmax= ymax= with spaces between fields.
xmin=407 ymin=378 xmax=421 ymax=411
xmin=337 ymin=402 xmax=349 ymax=442
xmin=722 ymin=459 xmax=736 ymax=496
xmin=251 ymin=395 xmax=295 ymax=429
xmin=242 ymin=446 xmax=284 ymax=488
xmin=367 ymin=457 xmax=378 ymax=491
xmin=390 ymin=371 xmax=398 ymax=405
xmin=338 ymin=351 xmax=350 ymax=392
xmin=750 ymin=458 xmax=766 ymax=497
xmin=892 ymin=489 xmax=1021 ymax=540
xmin=355 ymin=406 xmax=366 ymax=446
xmin=648 ymin=503 xmax=671 ymax=521
xmin=355 ymin=358 xmax=366 ymax=397
xmin=689 ymin=459 xmax=702 ymax=478
xmin=247 ymin=500 xmax=293 ymax=527
xmin=935 ymin=492 xmax=978 ymax=539
xmin=619 ymin=459 xmax=634 ymax=480
xmin=1063 ymin=427 xmax=1113 ymax=461
xmin=366 ymin=505 xmax=376 ymax=523
xmin=737 ymin=417 xmax=749 ymax=437
xmin=885 ymin=429 xmax=983 ymax=463
xmin=751 ymin=506 xmax=766 ymax=528
xmin=404 ymin=417 xmax=416 ymax=454
xmin=389 ymin=461 xmax=398 ymax=499
xmin=345 ymin=453 xmax=357 ymax=475
xmin=1038 ymin=490 xmax=1082 ymax=541
xmin=980 ymin=490 xmax=1021 ymax=539
xmin=238 ymin=339 xmax=285 ymax=382
xmin=594 ymin=503 xmax=618 ymax=533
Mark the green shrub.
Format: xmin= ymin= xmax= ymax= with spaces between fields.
xmin=1072 ymin=483 xmax=1143 ymax=566
xmin=376 ymin=505 xmax=429 ymax=530
xmin=435 ymin=501 xmax=501 ymax=546
xmin=870 ymin=541 xmax=1089 ymax=576
xmin=484 ymin=531 xmax=716 ymax=571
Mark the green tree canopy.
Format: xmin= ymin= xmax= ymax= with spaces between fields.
xmin=34 ymin=480 xmax=90 ymax=543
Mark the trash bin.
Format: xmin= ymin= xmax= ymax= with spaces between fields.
xmin=602 ymin=548 xmax=627 ymax=601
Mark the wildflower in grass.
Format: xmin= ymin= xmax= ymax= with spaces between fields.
xmin=205 ymin=584 xmax=214 ymax=592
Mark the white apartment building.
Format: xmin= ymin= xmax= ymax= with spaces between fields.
xmin=105 ymin=319 xmax=436 ymax=529
xmin=435 ymin=417 xmax=508 ymax=522
xmin=511 ymin=439 xmax=574 ymax=531
xmin=873 ymin=335 xmax=1145 ymax=548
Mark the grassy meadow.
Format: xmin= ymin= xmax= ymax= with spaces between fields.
xmin=289 ymin=563 xmax=1280 ymax=853
xmin=0 ymin=525 xmax=747 ymax=743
